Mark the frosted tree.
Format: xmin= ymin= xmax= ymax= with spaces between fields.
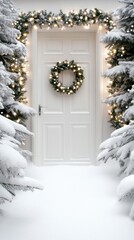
xmin=0 ymin=0 xmax=42 ymax=204
xmin=98 ymin=121 xmax=134 ymax=176
xmin=98 ymin=63 xmax=134 ymax=218
xmin=0 ymin=65 xmax=42 ymax=203
xmin=98 ymin=0 xmax=134 ymax=219
xmin=0 ymin=115 xmax=43 ymax=204
xmin=98 ymin=60 xmax=134 ymax=219
xmin=0 ymin=0 xmax=35 ymax=124
xmin=98 ymin=0 xmax=134 ymax=175
xmin=102 ymin=0 xmax=134 ymax=128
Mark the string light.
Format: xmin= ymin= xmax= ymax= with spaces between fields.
xmin=5 ymin=8 xmax=114 ymax=124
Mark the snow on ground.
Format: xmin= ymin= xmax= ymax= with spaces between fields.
xmin=0 ymin=162 xmax=134 ymax=240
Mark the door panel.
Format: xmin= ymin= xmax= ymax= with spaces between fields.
xmin=43 ymin=124 xmax=63 ymax=161
xmin=71 ymin=124 xmax=90 ymax=160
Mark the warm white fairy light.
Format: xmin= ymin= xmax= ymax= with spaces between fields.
xmin=12 ymin=9 xmax=114 ymax=122
xmin=84 ymin=24 xmax=90 ymax=29
xmin=99 ymin=25 xmax=102 ymax=30
xmin=33 ymin=25 xmax=38 ymax=30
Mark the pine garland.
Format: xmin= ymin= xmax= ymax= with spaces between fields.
xmin=15 ymin=8 xmax=115 ymax=44
xmin=8 ymin=8 xmax=115 ymax=123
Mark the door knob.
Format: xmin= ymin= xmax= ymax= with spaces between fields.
xmin=38 ymin=104 xmax=47 ymax=116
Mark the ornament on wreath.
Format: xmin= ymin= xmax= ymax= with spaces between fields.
xmin=49 ymin=60 xmax=84 ymax=95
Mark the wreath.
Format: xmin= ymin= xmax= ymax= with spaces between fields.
xmin=49 ymin=60 xmax=84 ymax=95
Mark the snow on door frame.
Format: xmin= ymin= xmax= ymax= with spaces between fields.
xmin=31 ymin=25 xmax=106 ymax=165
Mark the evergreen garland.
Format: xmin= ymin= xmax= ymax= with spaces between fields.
xmin=2 ymin=8 xmax=115 ymax=124
xmin=15 ymin=8 xmax=115 ymax=44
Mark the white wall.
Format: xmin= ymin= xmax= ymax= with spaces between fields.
xmin=14 ymin=0 xmax=120 ymax=13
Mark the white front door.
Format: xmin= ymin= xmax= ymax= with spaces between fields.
xmin=34 ymin=30 xmax=96 ymax=165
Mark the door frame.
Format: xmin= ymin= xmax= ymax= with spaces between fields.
xmin=30 ymin=25 xmax=105 ymax=165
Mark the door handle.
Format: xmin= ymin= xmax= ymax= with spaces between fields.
xmin=38 ymin=104 xmax=47 ymax=116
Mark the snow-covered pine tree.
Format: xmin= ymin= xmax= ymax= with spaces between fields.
xmin=0 ymin=115 xmax=43 ymax=204
xmin=0 ymin=0 xmax=43 ymax=204
xmin=0 ymin=0 xmax=35 ymax=124
xmin=102 ymin=0 xmax=134 ymax=128
xmin=98 ymin=0 xmax=134 ymax=219
xmin=97 ymin=119 xmax=134 ymax=176
xmin=0 ymin=65 xmax=43 ymax=203
xmin=98 ymin=61 xmax=134 ymax=219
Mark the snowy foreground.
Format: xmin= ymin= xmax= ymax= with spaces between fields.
xmin=0 ymin=163 xmax=134 ymax=240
